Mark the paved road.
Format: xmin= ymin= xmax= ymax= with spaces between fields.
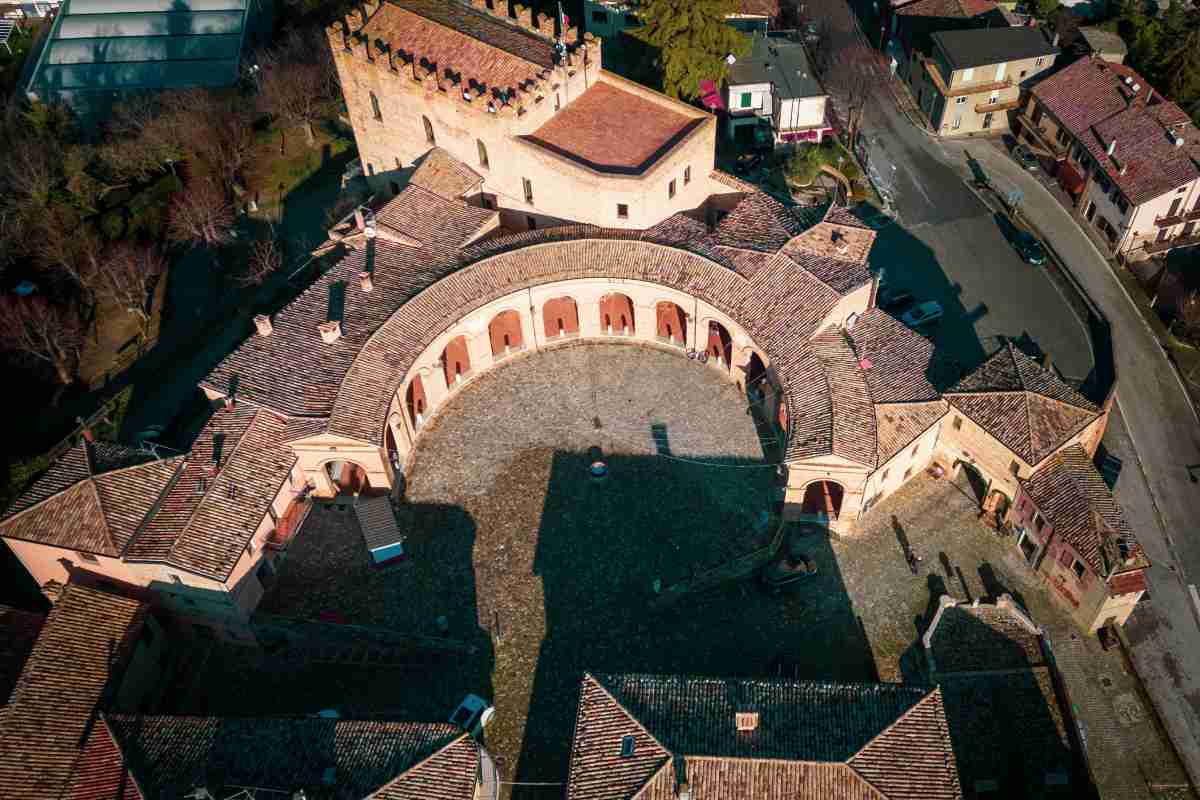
xmin=803 ymin=0 xmax=1200 ymax=787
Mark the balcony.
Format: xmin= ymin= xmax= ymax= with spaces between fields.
xmin=1155 ymin=208 xmax=1200 ymax=227
xmin=923 ymin=58 xmax=1012 ymax=97
xmin=975 ymin=98 xmax=1021 ymax=114
xmin=1145 ymin=231 xmax=1200 ymax=255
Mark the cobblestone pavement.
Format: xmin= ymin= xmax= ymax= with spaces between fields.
xmin=852 ymin=476 xmax=1194 ymax=799
xmin=242 ymin=342 xmax=1190 ymax=798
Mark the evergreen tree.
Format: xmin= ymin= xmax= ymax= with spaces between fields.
xmin=635 ymin=0 xmax=751 ymax=100
xmin=1157 ymin=9 xmax=1200 ymax=114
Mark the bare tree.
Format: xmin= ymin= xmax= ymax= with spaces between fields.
xmin=824 ymin=43 xmax=876 ymax=148
xmin=257 ymin=27 xmax=339 ymax=150
xmin=102 ymin=94 xmax=189 ymax=182
xmin=167 ymin=180 xmax=235 ymax=248
xmin=238 ymin=236 xmax=284 ymax=287
xmin=185 ymin=94 xmax=256 ymax=192
xmin=3 ymin=137 xmax=60 ymax=209
xmin=93 ymin=243 xmax=166 ymax=337
xmin=33 ymin=211 xmax=105 ymax=302
xmin=0 ymin=296 xmax=85 ymax=388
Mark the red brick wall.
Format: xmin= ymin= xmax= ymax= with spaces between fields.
xmin=543 ymin=297 xmax=580 ymax=337
xmin=443 ymin=335 xmax=471 ymax=385
xmin=489 ymin=310 xmax=524 ymax=355
xmin=406 ymin=375 xmax=426 ymax=425
xmin=599 ymin=294 xmax=634 ymax=334
xmin=707 ymin=321 xmax=732 ymax=367
xmin=656 ymin=302 xmax=687 ymax=342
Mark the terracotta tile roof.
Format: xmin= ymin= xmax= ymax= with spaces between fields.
xmin=926 ymin=601 xmax=1045 ymax=674
xmin=0 ymin=605 xmax=44 ymax=707
xmin=526 ymin=77 xmax=703 ymax=173
xmin=810 ymin=327 xmax=877 ymax=466
xmin=875 ymin=400 xmax=949 ymax=465
xmin=709 ymin=168 xmax=761 ymax=193
xmin=1020 ymin=444 xmax=1144 ymax=576
xmin=0 ymin=443 xmax=184 ymax=558
xmin=64 ymin=717 xmax=143 ymax=800
xmin=1030 ymin=57 xmax=1200 ymax=205
xmin=123 ymin=404 xmax=297 ymax=580
xmin=846 ymin=309 xmax=940 ymax=402
xmin=409 ymin=147 xmax=484 ymax=200
xmin=203 ymin=188 xmax=888 ymax=470
xmin=358 ymin=0 xmax=553 ymax=96
xmin=201 ymin=186 xmax=496 ymax=418
xmin=924 ymin=599 xmax=1073 ymax=798
xmin=895 ymin=0 xmax=998 ymax=17
xmin=567 ymin=673 xmax=961 ymax=799
xmin=709 ymin=191 xmax=811 ymax=251
xmin=0 ymin=584 xmax=145 ymax=800
xmin=945 ymin=344 xmax=1099 ymax=465
xmin=77 ymin=714 xmax=477 ymax=800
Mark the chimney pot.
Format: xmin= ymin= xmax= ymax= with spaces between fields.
xmin=354 ymin=207 xmax=365 ymax=231
xmin=360 ymin=271 xmax=374 ymax=292
xmin=677 ymin=781 xmax=691 ymax=800
xmin=254 ymin=313 xmax=273 ymax=336
xmin=319 ymin=320 xmax=343 ymax=343
xmin=735 ymin=711 xmax=760 ymax=731
xmin=1106 ymin=139 xmax=1116 ymax=157
xmin=223 ymin=395 xmax=235 ymax=410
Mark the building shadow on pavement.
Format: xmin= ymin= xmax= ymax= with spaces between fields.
xmin=508 ymin=448 xmax=872 ymax=797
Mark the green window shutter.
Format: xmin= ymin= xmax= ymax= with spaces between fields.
xmin=740 ymin=92 xmax=752 ymax=108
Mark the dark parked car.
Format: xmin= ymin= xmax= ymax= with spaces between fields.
xmin=996 ymin=213 xmax=1047 ymax=265
xmin=1012 ymin=144 xmax=1040 ymax=172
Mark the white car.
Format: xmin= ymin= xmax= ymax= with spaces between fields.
xmin=901 ymin=301 xmax=944 ymax=328
xmin=449 ymin=694 xmax=495 ymax=737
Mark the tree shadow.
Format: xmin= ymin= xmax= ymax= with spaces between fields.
xmin=510 ymin=446 xmax=872 ymax=797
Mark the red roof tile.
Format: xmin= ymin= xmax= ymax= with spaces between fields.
xmin=1030 ymin=57 xmax=1200 ymax=205
xmin=945 ymin=344 xmax=1099 ymax=465
xmin=0 ymin=585 xmax=145 ymax=800
xmin=567 ymin=673 xmax=961 ymax=799
xmin=526 ymin=77 xmax=703 ymax=172
xmin=0 ymin=605 xmax=44 ymax=707
xmin=1020 ymin=444 xmax=1144 ymax=576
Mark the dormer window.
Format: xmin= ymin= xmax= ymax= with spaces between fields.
xmin=620 ymin=735 xmax=636 ymax=757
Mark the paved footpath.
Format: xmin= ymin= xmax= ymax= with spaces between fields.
xmin=946 ymin=141 xmax=1200 ymax=789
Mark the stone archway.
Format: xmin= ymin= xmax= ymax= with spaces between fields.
xmin=656 ymin=301 xmax=687 ymax=346
xmin=442 ymin=335 xmax=471 ymax=387
xmin=599 ymin=293 xmax=634 ymax=335
xmin=489 ymin=309 xmax=524 ymax=357
xmin=800 ymin=480 xmax=844 ymax=520
xmin=324 ymin=460 xmax=370 ymax=496
xmin=707 ymin=320 xmax=733 ymax=369
xmin=543 ymin=296 xmax=579 ymax=339
xmin=406 ymin=375 xmax=427 ymax=430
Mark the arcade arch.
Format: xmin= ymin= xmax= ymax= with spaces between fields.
xmin=706 ymin=320 xmax=732 ymax=369
xmin=599 ymin=293 xmax=635 ymax=335
xmin=442 ymin=335 xmax=471 ymax=387
xmin=656 ymin=301 xmax=687 ymax=346
xmin=489 ymin=310 xmax=524 ymax=356
xmin=800 ymin=480 xmax=845 ymax=521
xmin=543 ymin=296 xmax=580 ymax=339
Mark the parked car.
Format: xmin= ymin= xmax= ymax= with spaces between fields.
xmin=901 ymin=301 xmax=944 ymax=328
xmin=450 ymin=694 xmax=495 ymax=737
xmin=761 ymin=551 xmax=819 ymax=594
xmin=996 ymin=213 xmax=1047 ymax=265
xmin=1011 ymin=144 xmax=1040 ymax=172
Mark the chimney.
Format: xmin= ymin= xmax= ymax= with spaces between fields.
xmin=735 ymin=711 xmax=760 ymax=731
xmin=1051 ymin=32 xmax=1059 ymax=47
xmin=1106 ymin=139 xmax=1116 ymax=157
xmin=223 ymin=395 xmax=235 ymax=410
xmin=359 ymin=271 xmax=374 ymax=292
xmin=254 ymin=314 xmax=273 ymax=336
xmin=318 ymin=320 xmax=343 ymax=343
xmin=677 ymin=781 xmax=692 ymax=800
xmin=353 ymin=206 xmax=365 ymax=232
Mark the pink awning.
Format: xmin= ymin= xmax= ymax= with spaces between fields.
xmin=699 ymin=79 xmax=725 ymax=110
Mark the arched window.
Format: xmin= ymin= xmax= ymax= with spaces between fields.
xmin=477 ymin=138 xmax=489 ymax=169
xmin=370 ymin=91 xmax=382 ymax=122
xmin=423 ymin=115 xmax=435 ymax=145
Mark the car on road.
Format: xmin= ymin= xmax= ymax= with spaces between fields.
xmin=1011 ymin=144 xmax=1040 ymax=172
xmin=995 ymin=213 xmax=1047 ymax=265
xmin=901 ymin=301 xmax=944 ymax=328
